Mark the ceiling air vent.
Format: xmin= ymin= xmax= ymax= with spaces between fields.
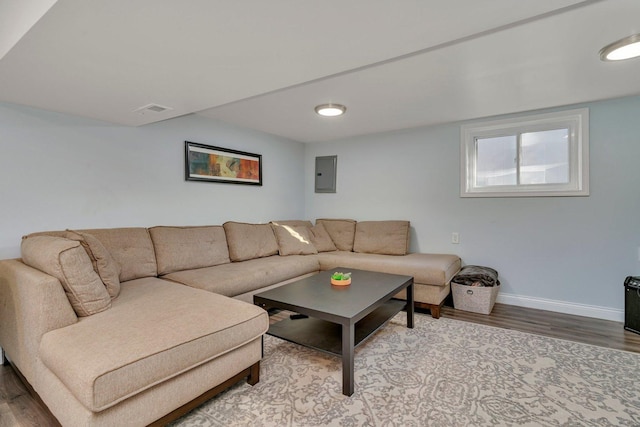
xmin=133 ymin=103 xmax=174 ymax=114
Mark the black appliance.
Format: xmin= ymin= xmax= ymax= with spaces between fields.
xmin=624 ymin=276 xmax=640 ymax=334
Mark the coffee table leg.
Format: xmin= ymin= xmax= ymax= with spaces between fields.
xmin=407 ymin=282 xmax=414 ymax=329
xmin=342 ymin=322 xmax=355 ymax=396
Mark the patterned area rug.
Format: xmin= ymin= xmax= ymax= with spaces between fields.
xmin=173 ymin=313 xmax=640 ymax=426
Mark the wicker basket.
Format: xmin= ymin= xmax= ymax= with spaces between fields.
xmin=451 ymin=282 xmax=499 ymax=315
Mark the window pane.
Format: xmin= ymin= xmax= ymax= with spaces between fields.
xmin=520 ymin=129 xmax=569 ymax=185
xmin=461 ymin=108 xmax=588 ymax=197
xmin=475 ymin=136 xmax=517 ymax=187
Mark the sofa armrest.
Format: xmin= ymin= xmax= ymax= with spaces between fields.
xmin=0 ymin=259 xmax=77 ymax=382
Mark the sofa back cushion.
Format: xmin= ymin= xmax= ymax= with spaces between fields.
xmin=80 ymin=228 xmax=157 ymax=282
xmin=65 ymin=230 xmax=121 ymax=299
xmin=308 ymin=223 xmax=337 ymax=252
xmin=271 ymin=223 xmax=318 ymax=256
xmin=353 ymin=220 xmax=410 ymax=255
xmin=315 ymin=219 xmax=357 ymax=251
xmin=223 ymin=222 xmax=279 ymax=262
xmin=271 ymin=220 xmax=314 ymax=228
xmin=21 ymin=236 xmax=111 ymax=316
xmin=149 ymin=226 xmax=231 ymax=275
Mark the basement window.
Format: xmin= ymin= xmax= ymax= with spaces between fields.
xmin=460 ymin=108 xmax=589 ymax=197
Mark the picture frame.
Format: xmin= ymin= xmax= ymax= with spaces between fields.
xmin=185 ymin=141 xmax=262 ymax=186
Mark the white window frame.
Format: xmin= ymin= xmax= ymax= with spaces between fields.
xmin=460 ymin=108 xmax=589 ymax=197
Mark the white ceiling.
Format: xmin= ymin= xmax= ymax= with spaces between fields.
xmin=0 ymin=0 xmax=639 ymax=142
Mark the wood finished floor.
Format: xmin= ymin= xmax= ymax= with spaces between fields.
xmin=441 ymin=303 xmax=640 ymax=353
xmin=1 ymin=303 xmax=639 ymax=426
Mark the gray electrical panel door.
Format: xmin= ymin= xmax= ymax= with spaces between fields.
xmin=315 ymin=155 xmax=337 ymax=193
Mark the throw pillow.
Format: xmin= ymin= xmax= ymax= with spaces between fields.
xmin=271 ymin=223 xmax=318 ymax=256
xmin=223 ymin=221 xmax=279 ymax=262
xmin=21 ymin=236 xmax=112 ymax=316
xmin=308 ymin=223 xmax=337 ymax=252
xmin=79 ymin=228 xmax=158 ymax=282
xmin=66 ymin=230 xmax=121 ymax=299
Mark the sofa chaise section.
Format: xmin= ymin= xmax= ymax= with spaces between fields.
xmin=39 ymin=278 xmax=267 ymax=414
xmin=315 ymin=219 xmax=461 ymax=318
xmin=0 ymin=228 xmax=269 ymax=426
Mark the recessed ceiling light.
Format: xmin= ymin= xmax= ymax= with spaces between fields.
xmin=315 ymin=104 xmax=346 ymax=117
xmin=600 ymin=34 xmax=640 ymax=61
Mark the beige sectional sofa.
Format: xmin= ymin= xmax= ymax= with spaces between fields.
xmin=0 ymin=219 xmax=460 ymax=426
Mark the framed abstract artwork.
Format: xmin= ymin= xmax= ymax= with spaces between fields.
xmin=185 ymin=141 xmax=262 ymax=186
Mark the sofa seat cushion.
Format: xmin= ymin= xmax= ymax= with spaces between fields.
xmin=39 ymin=277 xmax=268 ymax=412
xmin=162 ymin=255 xmax=319 ymax=297
xmin=317 ymin=251 xmax=461 ymax=286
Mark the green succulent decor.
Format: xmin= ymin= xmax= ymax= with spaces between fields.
xmin=331 ymin=272 xmax=352 ymax=280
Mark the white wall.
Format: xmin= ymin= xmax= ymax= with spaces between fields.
xmin=0 ymin=102 xmax=306 ymax=259
xmin=3 ymin=96 xmax=639 ymax=321
xmin=305 ymin=96 xmax=640 ymax=321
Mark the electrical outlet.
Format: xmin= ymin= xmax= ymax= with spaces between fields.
xmin=452 ymin=232 xmax=459 ymax=244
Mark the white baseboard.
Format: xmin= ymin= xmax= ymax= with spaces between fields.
xmin=496 ymin=293 xmax=624 ymax=322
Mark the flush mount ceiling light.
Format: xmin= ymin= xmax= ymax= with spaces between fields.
xmin=315 ymin=103 xmax=346 ymax=117
xmin=600 ymin=33 xmax=640 ymax=61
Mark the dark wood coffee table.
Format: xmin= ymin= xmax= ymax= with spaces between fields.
xmin=253 ymin=268 xmax=414 ymax=396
